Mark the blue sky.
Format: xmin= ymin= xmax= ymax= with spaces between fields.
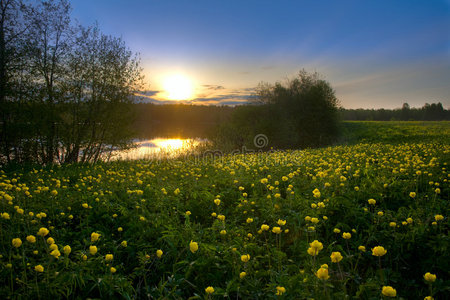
xmin=71 ymin=0 xmax=450 ymax=108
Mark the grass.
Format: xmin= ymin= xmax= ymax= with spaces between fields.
xmin=0 ymin=121 xmax=449 ymax=299
xmin=339 ymin=121 xmax=450 ymax=144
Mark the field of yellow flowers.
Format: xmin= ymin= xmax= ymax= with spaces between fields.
xmin=1 ymin=123 xmax=449 ymax=299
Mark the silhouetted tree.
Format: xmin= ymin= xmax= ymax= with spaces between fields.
xmin=0 ymin=0 xmax=31 ymax=162
xmin=340 ymin=102 xmax=449 ymax=121
xmin=212 ymin=70 xmax=341 ymax=150
xmin=0 ymin=0 xmax=144 ymax=164
xmin=401 ymin=102 xmax=410 ymax=120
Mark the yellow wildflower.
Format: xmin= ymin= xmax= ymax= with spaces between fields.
xmin=189 ymin=241 xmax=198 ymax=253
xmin=310 ymin=240 xmax=323 ymax=251
xmin=261 ymin=224 xmax=270 ymax=231
xmin=26 ymin=235 xmax=36 ymax=243
xmin=12 ymin=238 xmax=22 ymax=248
xmin=91 ymin=232 xmax=100 ymax=242
xmin=89 ymin=245 xmax=97 ymax=255
xmin=276 ymin=286 xmax=286 ymax=295
xmin=423 ymin=272 xmax=436 ymax=282
xmin=241 ymin=254 xmax=250 ymax=262
xmin=381 ymin=286 xmax=397 ymax=297
xmin=307 ymin=247 xmax=319 ymax=256
xmin=105 ymin=254 xmax=113 ymax=262
xmin=63 ymin=245 xmax=71 ymax=255
xmin=34 ymin=265 xmax=44 ymax=272
xmin=330 ymin=251 xmax=343 ymax=263
xmin=272 ymin=226 xmax=282 ymax=234
xmin=205 ymin=286 xmax=214 ymax=294
xmin=316 ymin=266 xmax=330 ymax=280
xmin=342 ymin=232 xmax=351 ymax=239
xmin=372 ymin=246 xmax=387 ymax=256
xmin=50 ymin=249 xmax=61 ymax=258
xmin=277 ymin=219 xmax=286 ymax=226
xmin=37 ymin=227 xmax=49 ymax=237
xmin=156 ymin=249 xmax=163 ymax=258
xmin=434 ymin=214 xmax=444 ymax=221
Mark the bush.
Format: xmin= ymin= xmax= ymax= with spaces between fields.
xmin=212 ymin=70 xmax=340 ymax=150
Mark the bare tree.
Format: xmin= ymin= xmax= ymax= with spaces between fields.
xmin=0 ymin=0 xmax=30 ymax=162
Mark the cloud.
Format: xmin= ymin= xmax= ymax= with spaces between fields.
xmin=133 ymin=86 xmax=257 ymax=106
xmin=136 ymin=90 xmax=160 ymax=97
xmin=202 ymin=84 xmax=225 ymax=90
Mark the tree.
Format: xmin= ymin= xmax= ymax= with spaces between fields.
xmin=254 ymin=70 xmax=340 ymax=148
xmin=0 ymin=0 xmax=144 ymax=164
xmin=61 ymin=26 xmax=143 ymax=163
xmin=0 ymin=0 xmax=31 ymax=162
xmin=212 ymin=70 xmax=341 ymax=150
xmin=401 ymin=102 xmax=410 ymax=120
xmin=25 ymin=0 xmax=71 ymax=163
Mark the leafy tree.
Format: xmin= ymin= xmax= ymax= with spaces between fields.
xmin=213 ymin=70 xmax=341 ymax=150
xmin=0 ymin=0 xmax=144 ymax=164
xmin=61 ymin=26 xmax=143 ymax=163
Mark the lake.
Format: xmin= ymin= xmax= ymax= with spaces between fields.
xmin=108 ymin=138 xmax=205 ymax=160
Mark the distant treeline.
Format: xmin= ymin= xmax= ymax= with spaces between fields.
xmin=340 ymin=102 xmax=449 ymax=121
xmin=132 ymin=102 xmax=450 ymax=139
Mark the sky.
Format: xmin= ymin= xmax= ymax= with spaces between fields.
xmin=71 ymin=0 xmax=450 ymax=109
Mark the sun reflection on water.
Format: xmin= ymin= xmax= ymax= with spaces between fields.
xmin=152 ymin=138 xmax=185 ymax=150
xmin=110 ymin=138 xmax=199 ymax=161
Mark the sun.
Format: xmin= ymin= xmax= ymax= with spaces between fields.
xmin=162 ymin=74 xmax=193 ymax=100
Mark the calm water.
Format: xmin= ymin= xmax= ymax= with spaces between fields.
xmin=109 ymin=138 xmax=204 ymax=160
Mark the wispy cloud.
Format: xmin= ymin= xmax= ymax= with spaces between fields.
xmin=134 ymin=86 xmax=256 ymax=106
xmin=202 ymin=84 xmax=225 ymax=90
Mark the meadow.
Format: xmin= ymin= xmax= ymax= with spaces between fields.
xmin=0 ymin=121 xmax=449 ymax=299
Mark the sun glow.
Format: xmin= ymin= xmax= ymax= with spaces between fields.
xmin=153 ymin=138 xmax=185 ymax=150
xmin=163 ymin=74 xmax=193 ymax=100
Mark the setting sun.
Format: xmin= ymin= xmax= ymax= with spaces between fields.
xmin=163 ymin=74 xmax=193 ymax=100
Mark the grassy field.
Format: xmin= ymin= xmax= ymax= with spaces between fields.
xmin=0 ymin=121 xmax=449 ymax=299
xmin=340 ymin=121 xmax=450 ymax=144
